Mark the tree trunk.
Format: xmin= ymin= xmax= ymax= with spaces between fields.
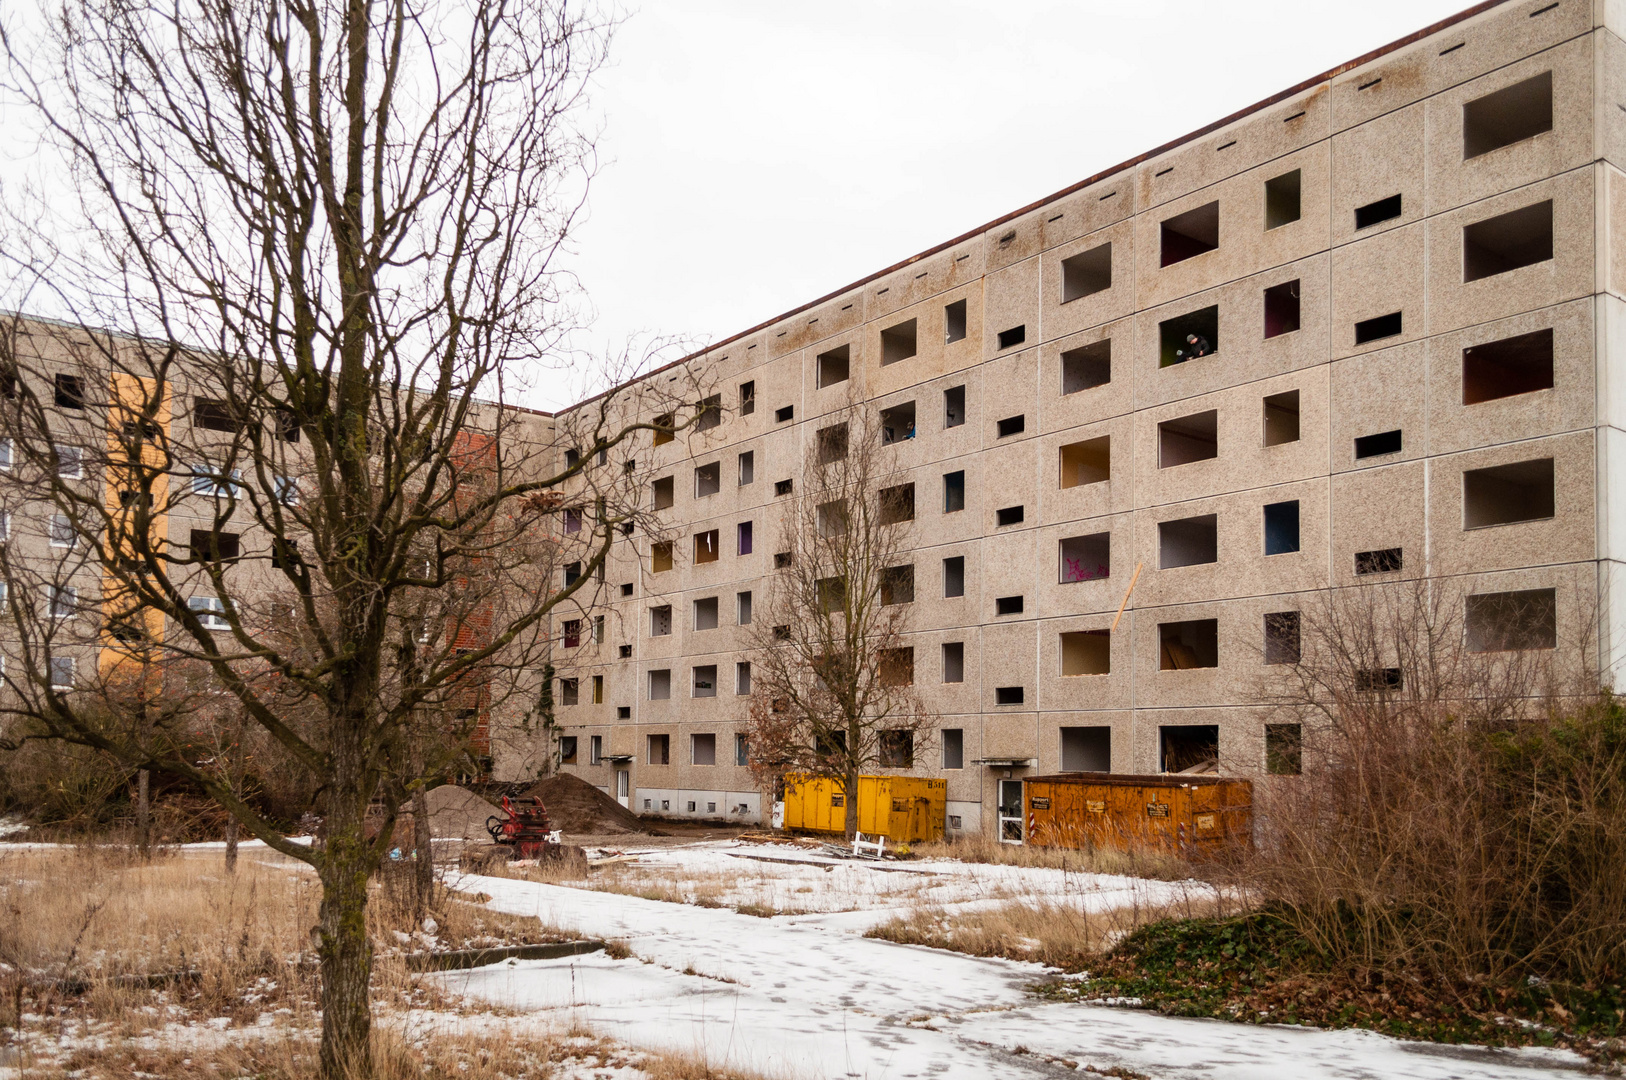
xmin=136 ymin=769 xmax=151 ymax=858
xmin=411 ymin=784 xmax=432 ymax=918
xmin=224 ymin=816 xmax=239 ymax=874
xmin=844 ymin=766 xmax=859 ymax=840
xmin=316 ymin=797 xmax=374 ymax=1080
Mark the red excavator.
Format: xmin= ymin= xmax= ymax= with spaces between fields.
xmin=484 ymin=795 xmax=561 ymax=860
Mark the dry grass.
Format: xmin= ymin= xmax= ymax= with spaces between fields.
xmin=911 ymin=831 xmax=1193 ymax=881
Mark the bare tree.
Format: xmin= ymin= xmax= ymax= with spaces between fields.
xmin=0 ymin=2 xmax=705 ymax=1076
xmin=744 ymin=401 xmax=933 ymax=839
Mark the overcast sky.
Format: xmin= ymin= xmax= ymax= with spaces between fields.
xmin=548 ymin=0 xmax=1474 ymax=407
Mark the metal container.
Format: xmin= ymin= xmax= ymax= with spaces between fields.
xmin=780 ymin=774 xmax=947 ymax=843
xmin=1023 ymin=773 xmax=1252 ymax=855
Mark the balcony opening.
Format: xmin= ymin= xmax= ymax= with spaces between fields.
xmin=1061 ymin=243 xmax=1112 ymax=303
xmin=1060 ymin=725 xmax=1111 ymax=770
xmin=943 ymin=470 xmax=965 ymax=512
xmin=1059 ymin=532 xmax=1110 ymax=584
xmin=880 ymin=564 xmax=915 ymax=605
xmin=997 ymin=325 xmax=1026 ymax=350
xmin=1354 ymin=194 xmax=1402 ymax=230
xmin=652 ymin=475 xmax=674 ymax=509
xmin=944 ymin=385 xmax=965 ymax=428
xmin=694 ymin=529 xmax=719 ymax=564
xmin=1463 ymin=70 xmax=1552 ymax=159
xmin=1355 ymin=547 xmax=1403 ymax=575
xmin=1354 ymin=429 xmax=1403 ymax=459
xmin=996 ymin=414 xmax=1025 ymax=438
xmin=1266 ymin=724 xmax=1302 ymax=775
xmin=1264 ymin=611 xmax=1301 ymax=665
xmin=694 ymin=596 xmax=719 ymax=630
xmin=1463 ymin=458 xmax=1555 ymax=528
xmin=1059 ymin=631 xmax=1110 ymax=677
xmin=1263 ymin=500 xmax=1300 ymax=555
xmin=1158 ymin=410 xmax=1218 ymax=468
xmin=1159 ymin=514 xmax=1218 ymax=569
xmin=995 ymin=505 xmax=1024 ymax=527
xmin=1059 ymin=436 xmax=1110 ymax=488
xmin=881 ymin=402 xmax=916 ymax=444
xmin=943 ymin=555 xmax=965 ymax=598
xmin=1161 ymin=725 xmax=1219 ymax=775
xmin=816 ymin=345 xmax=850 ymax=388
xmin=1264 ymin=170 xmax=1301 ymax=230
xmin=695 ymin=461 xmax=720 ymax=497
xmin=1061 ymin=339 xmax=1111 ymax=394
xmin=1354 ymin=311 xmax=1403 ymax=345
xmin=879 ymin=482 xmax=916 ymax=525
xmin=995 ymin=595 xmax=1024 ymax=616
xmin=995 ymin=686 xmax=1025 ymax=706
xmin=816 ymin=423 xmax=848 ymax=463
xmin=1463 ymin=201 xmax=1553 ymax=282
xmin=945 ymin=299 xmax=968 ymax=344
xmin=1159 ymin=623 xmax=1218 ymax=671
xmin=1160 ymin=201 xmax=1220 ymax=266
xmin=942 ymin=641 xmax=965 ymax=683
xmin=1263 ymin=390 xmax=1300 ymax=446
xmin=1465 ymin=588 xmax=1557 ymax=651
xmin=881 ymin=319 xmax=918 ymax=365
xmin=1263 ymin=280 xmax=1300 ymax=338
xmin=1463 ymin=327 xmax=1554 ymax=404
xmin=1159 ymin=305 xmax=1219 ymax=367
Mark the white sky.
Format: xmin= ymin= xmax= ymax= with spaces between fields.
xmin=548 ymin=0 xmax=1474 ymax=408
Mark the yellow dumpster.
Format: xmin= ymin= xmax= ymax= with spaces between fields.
xmin=780 ymin=774 xmax=946 ymax=843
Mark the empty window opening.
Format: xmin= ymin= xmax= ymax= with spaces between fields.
xmin=1463 ymin=200 xmax=1553 ymax=282
xmin=1464 ymin=70 xmax=1552 ymax=159
xmin=738 ymin=521 xmax=753 ymax=555
xmin=652 ymin=475 xmax=674 ymax=510
xmin=996 ymin=415 xmax=1026 ymax=438
xmin=694 ymin=596 xmax=719 ymax=631
xmin=1060 ymin=725 xmax=1111 ymax=770
xmin=1159 ymin=410 xmax=1218 ymax=468
xmin=1355 ymin=668 xmax=1403 ymax=692
xmin=564 ymin=561 xmax=582 ymax=587
xmin=1465 ymin=588 xmax=1557 ymax=651
xmin=878 ymin=647 xmax=915 ymax=687
xmin=190 ymin=529 xmax=241 ymax=562
xmin=737 ymin=590 xmax=753 ymax=624
xmin=653 ymin=413 xmax=675 ymax=446
xmin=650 ymin=605 xmax=673 ymax=637
xmin=995 ymin=595 xmax=1024 ymax=616
xmin=815 ymin=576 xmax=845 ymax=613
xmin=775 ymin=405 xmax=794 ymax=423
xmin=942 ymin=728 xmax=965 ymax=770
xmin=1355 ymin=547 xmax=1403 ymax=575
xmin=651 ymin=542 xmax=674 ymax=573
xmin=774 ymin=478 xmax=793 ymax=496
xmin=1061 ymin=340 xmax=1111 ymax=394
xmin=1060 ymin=632 xmax=1111 ymax=677
xmin=881 ymin=564 xmax=915 ymax=605
xmin=1266 ymin=724 xmax=1302 ymax=775
xmin=692 ymin=666 xmax=717 ymax=698
xmin=1263 ymin=500 xmax=1300 ymax=555
xmin=559 ymin=679 xmax=578 ymax=706
xmin=618 ymin=705 xmax=631 ymax=718
xmin=1263 ymin=390 xmax=1301 ymax=446
xmin=738 ymin=450 xmax=755 ymax=485
xmin=1463 ymin=328 xmax=1554 ymax=404
xmin=1060 ymin=532 xmax=1110 ymax=583
xmin=942 ymin=642 xmax=965 ymax=683
xmin=1160 ymin=201 xmax=1220 ymax=266
xmin=1463 ymin=458 xmax=1555 ymax=528
xmin=945 ymin=299 xmax=968 ymax=344
xmin=695 ymin=461 xmax=720 ymax=497
xmin=880 ymin=483 xmax=916 ymax=524
xmin=194 ymin=398 xmax=240 ymax=433
xmin=1354 ymin=194 xmax=1403 ymax=230
xmin=816 ymin=345 xmax=850 ymax=388
xmin=944 ymin=385 xmax=965 ymax=428
xmin=996 ymin=505 xmax=1024 ymax=528
xmin=1061 ymin=243 xmax=1112 ymax=303
xmin=1059 ymin=436 xmax=1110 ymax=488
xmin=995 ymin=686 xmax=1025 ymax=706
xmin=1264 ymin=611 xmax=1302 ymax=665
xmin=943 ymin=555 xmax=965 ymax=597
xmin=1355 ymin=429 xmax=1403 ymax=459
xmin=1159 ymin=305 xmax=1219 ymax=367
xmin=997 ymin=325 xmax=1026 ymax=350
xmin=1355 ymin=311 xmax=1403 ymax=345
xmin=696 ymin=394 xmax=722 ymax=431
xmin=740 ymin=380 xmax=755 ymax=416
xmin=881 ymin=402 xmax=916 ymax=444
xmin=648 ymin=731 xmax=670 ymax=760
xmin=621 ymin=582 xmax=635 ymax=597
xmin=1264 ymin=280 xmax=1301 ymax=338
xmin=879 ymin=730 xmax=915 ymax=768
xmin=1264 ymin=170 xmax=1302 ymax=230
xmin=648 ymin=672 xmax=672 ymax=703
xmin=943 ymin=470 xmax=965 ymax=512
xmin=816 ymin=500 xmax=848 ymax=539
xmin=1159 ymin=514 xmax=1218 ymax=569
xmin=816 ymin=423 xmax=849 ymax=464
xmin=737 ymin=662 xmax=753 ymax=696
xmin=54 ymin=374 xmax=85 ymax=409
xmin=692 ymin=733 xmax=716 ymax=764
xmin=881 ymin=319 xmax=918 ymax=365
xmin=1160 ymin=723 xmax=1218 ymax=772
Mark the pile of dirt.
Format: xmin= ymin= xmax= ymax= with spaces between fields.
xmin=407 ymin=785 xmax=505 ymax=842
xmin=519 ymin=773 xmax=648 ymax=836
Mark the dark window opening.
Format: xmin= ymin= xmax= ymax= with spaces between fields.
xmin=774 ymin=551 xmax=792 ymax=569
xmin=1160 ymin=724 xmax=1218 ymax=772
xmin=1263 ymin=500 xmax=1300 ymax=555
xmin=271 ymin=538 xmax=301 ymax=571
xmin=694 ymin=529 xmax=719 ymax=565
xmin=1266 ymin=724 xmax=1302 ymax=775
xmin=740 ymin=380 xmax=755 ymax=416
xmin=1059 ymin=633 xmax=1110 ymax=678
xmin=1263 ymin=280 xmax=1300 ymax=338
xmin=1059 ymin=532 xmax=1110 ymax=583
xmin=1355 ymin=312 xmax=1403 ymax=345
xmin=1463 ymin=200 xmax=1553 ymax=282
xmin=944 ymin=385 xmax=965 ymax=428
xmin=1264 ymin=611 xmax=1301 ymax=665
xmin=695 ymin=461 xmax=721 ymax=497
xmin=774 ymin=478 xmax=793 ymax=496
xmin=621 ymin=582 xmax=634 ymax=597
xmin=995 ymin=595 xmax=1024 ymax=616
xmin=1158 ymin=410 xmax=1218 ymax=468
xmin=1354 ymin=429 xmax=1403 ymax=459
xmin=1463 ymin=458 xmax=1555 ymax=528
xmin=775 ymin=405 xmax=794 ymax=423
xmin=1463 ymin=328 xmax=1554 ymax=404
xmin=1355 ymin=668 xmax=1403 ymax=692
xmin=1465 ymin=588 xmax=1557 ymax=652
xmin=995 ymin=686 xmax=1025 ymax=706
xmin=1464 ymin=70 xmax=1552 ymax=159
xmin=942 ymin=728 xmax=965 ymax=770
xmin=816 ymin=345 xmax=850 ymax=388
xmin=879 ymin=483 xmax=916 ymax=525
xmin=943 ymin=470 xmax=965 ymax=513
xmin=652 ymin=412 xmax=674 ymax=446
xmin=559 ymin=680 xmax=578 ymax=707
xmin=1355 ymin=547 xmax=1403 ymax=575
xmin=1160 ymin=201 xmax=1220 ymax=266
xmin=189 ymin=529 xmax=241 ymax=562
xmin=738 ymin=520 xmax=754 ymax=555
xmin=881 ymin=402 xmax=916 ymax=444
xmin=880 ymin=564 xmax=915 ymax=605
xmin=997 ymin=325 xmax=1026 ymax=351
xmin=945 ymin=299 xmax=968 ymax=344
xmin=1355 ymin=194 xmax=1403 ymax=230
xmin=53 ymin=374 xmax=85 ymax=409
xmin=277 ymin=409 xmax=300 ymax=442
xmin=738 ymin=450 xmax=755 ymax=485
xmin=995 ymin=505 xmax=1024 ymax=527
xmin=1159 ymin=514 xmax=1218 ymax=569
xmin=1264 ymin=170 xmax=1302 ymax=230
xmin=1061 ymin=340 xmax=1111 ymax=394
xmin=564 ymin=561 xmax=582 ymax=586
xmin=1059 ymin=436 xmax=1109 ymax=488
xmin=879 ymin=730 xmax=914 ymax=767
xmin=651 ymin=542 xmax=674 ymax=573
xmin=1061 ymin=243 xmax=1112 ymax=303
xmin=696 ymin=394 xmax=722 ymax=431
xmin=881 ymin=319 xmax=918 ymax=365
xmin=996 ymin=414 xmax=1025 ymax=438
xmin=816 ymin=423 xmax=848 ymax=463
xmin=194 ymin=399 xmax=241 ymax=433
xmin=1159 ymin=305 xmax=1219 ymax=367
xmin=943 ymin=555 xmax=965 ymax=598
xmin=1263 ymin=390 xmax=1300 ymax=446
xmin=942 ymin=642 xmax=965 ymax=683
xmin=565 ymin=448 xmax=581 ymax=469
xmin=652 ymin=475 xmax=674 ymax=510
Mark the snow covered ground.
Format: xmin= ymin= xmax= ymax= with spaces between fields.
xmin=438 ymin=840 xmax=1593 ymax=1080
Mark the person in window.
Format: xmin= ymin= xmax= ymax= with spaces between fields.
xmin=1177 ymin=332 xmax=1211 ymax=361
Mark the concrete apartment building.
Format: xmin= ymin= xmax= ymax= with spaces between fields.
xmin=537 ymin=0 xmax=1626 ymax=836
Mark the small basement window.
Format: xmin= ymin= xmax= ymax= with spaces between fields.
xmin=881 ymin=402 xmax=916 ymax=444
xmin=1264 ymin=611 xmax=1301 ymax=665
xmin=1159 ymin=305 xmax=1219 ymax=367
xmin=996 ymin=414 xmax=1025 ymax=438
xmin=1264 ymin=170 xmax=1301 ymax=230
xmin=995 ymin=505 xmax=1024 ymax=527
xmin=995 ymin=595 xmax=1024 ymax=616
xmin=1159 ymin=623 xmax=1218 ymax=671
xmin=1263 ymin=500 xmax=1300 ymax=555
xmin=816 ymin=423 xmax=848 ymax=463
xmin=1263 ymin=280 xmax=1300 ymax=338
xmin=1161 ymin=724 xmax=1219 ymax=772
xmin=1354 ymin=194 xmax=1403 ymax=230
xmin=1463 ymin=70 xmax=1552 ymax=159
xmin=1060 ymin=630 xmax=1110 ymax=676
xmin=695 ymin=461 xmax=720 ymax=497
xmin=1159 ymin=514 xmax=1218 ymax=569
xmin=1060 ymin=243 xmax=1112 ymax=303
xmin=944 ymin=299 xmax=968 ymax=344
xmin=994 ymin=686 xmax=1025 ymax=706
xmin=1263 ymin=391 xmax=1300 ymax=446
xmin=652 ymin=475 xmax=674 ymax=509
xmin=943 ymin=470 xmax=965 ymax=512
xmin=1463 ymin=328 xmax=1554 ymax=404
xmin=944 ymin=385 xmax=966 ymax=428
xmin=775 ymin=405 xmax=794 ymax=423
xmin=1355 ymin=547 xmax=1403 ymax=575
xmin=1463 ymin=201 xmax=1553 ymax=282
xmin=1059 ymin=436 xmax=1110 ymax=488
xmin=1160 ymin=201 xmax=1220 ymax=266
xmin=1355 ymin=312 xmax=1403 ymax=345
xmin=997 ymin=325 xmax=1026 ymax=350
xmin=1354 ymin=429 xmax=1403 ymax=459
xmin=1061 ymin=340 xmax=1110 ymax=394
xmin=1265 ymin=724 xmax=1302 ymax=775
xmin=1462 ymin=458 xmax=1555 ymax=528
xmin=881 ymin=319 xmax=917 ymax=365
xmin=1060 ymin=726 xmax=1111 ymax=771
xmin=879 ymin=483 xmax=916 ymax=524
xmin=1059 ymin=532 xmax=1110 ymax=583
xmin=816 ymin=345 xmax=850 ymax=388
xmin=1465 ymin=588 xmax=1557 ymax=652
xmin=1158 ymin=410 xmax=1218 ymax=468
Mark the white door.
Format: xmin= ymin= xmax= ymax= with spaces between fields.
xmin=616 ymin=769 xmax=630 ymax=808
xmin=998 ymin=779 xmax=1024 ymax=844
